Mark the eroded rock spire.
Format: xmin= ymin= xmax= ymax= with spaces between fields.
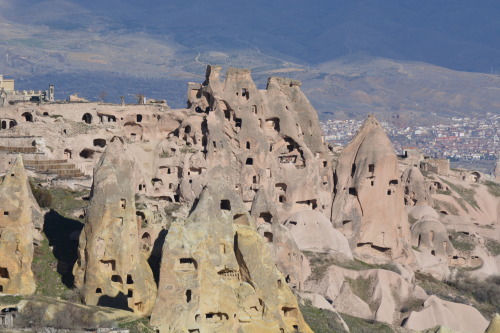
xmin=73 ymin=138 xmax=157 ymax=316
xmin=0 ymin=156 xmax=37 ymax=295
xmin=150 ymin=179 xmax=313 ymax=333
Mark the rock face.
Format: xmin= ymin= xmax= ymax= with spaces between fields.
xmin=150 ymin=180 xmax=312 ymax=333
xmin=284 ymin=210 xmax=352 ymax=259
xmin=411 ymin=217 xmax=454 ymax=279
xmin=403 ymin=295 xmax=489 ymax=333
xmin=149 ymin=66 xmax=332 ymax=288
xmin=486 ymin=313 xmax=500 ymax=333
xmin=177 ymin=66 xmax=332 ymax=218
xmin=0 ymin=156 xmax=37 ymax=295
xmin=401 ymin=166 xmax=433 ymax=206
xmin=330 ymin=115 xmax=412 ymax=263
xmin=73 ymin=139 xmax=157 ymax=316
xmin=305 ymin=264 xmax=427 ymax=325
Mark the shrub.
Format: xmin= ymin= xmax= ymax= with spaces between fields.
xmin=30 ymin=181 xmax=53 ymax=208
xmin=483 ymin=180 xmax=500 ymax=197
xmin=449 ymin=231 xmax=476 ymax=252
xmin=485 ymin=238 xmax=500 ymax=256
xmin=433 ymin=199 xmax=459 ymax=215
xmin=299 ymin=300 xmax=349 ymax=333
xmin=440 ymin=178 xmax=479 ymax=210
xmin=159 ymin=151 xmax=171 ymax=158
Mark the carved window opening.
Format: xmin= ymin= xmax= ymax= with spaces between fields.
xmin=246 ymin=141 xmax=250 ymax=149
xmin=369 ymin=164 xmax=375 ymax=173
xmin=176 ymin=258 xmax=197 ymax=271
xmin=235 ymin=118 xmax=242 ymax=128
xmin=348 ymin=187 xmax=357 ymax=196
xmin=245 ymin=157 xmax=254 ymax=165
xmin=127 ymin=289 xmax=133 ymax=297
xmin=79 ymin=149 xmax=95 ymax=159
xmin=220 ymin=200 xmax=231 ymax=211
xmin=111 ymin=275 xmax=122 ymax=283
xmin=136 ymin=114 xmax=142 ymax=122
xmin=281 ymin=307 xmax=298 ymax=318
xmin=3 ymin=211 xmax=8 ymax=216
xmin=100 ymin=259 xmax=116 ymax=271
xmin=0 ymin=267 xmax=9 ymax=279
xmin=82 ymin=113 xmax=92 ymax=124
xmin=93 ymin=139 xmax=106 ymax=148
xmin=389 ymin=179 xmax=399 ymax=185
xmin=96 ymin=288 xmax=102 ymax=294
xmin=22 ymin=112 xmax=33 ymax=122
xmin=127 ymin=274 xmax=134 ymax=284
xmin=120 ymin=199 xmax=126 ymax=209
xmin=186 ymin=289 xmax=192 ymax=303
xmin=259 ymin=212 xmax=272 ymax=224
xmin=264 ymin=232 xmax=273 ymax=243
xmin=351 ymin=163 xmax=356 ymax=177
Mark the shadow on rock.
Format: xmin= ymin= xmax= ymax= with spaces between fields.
xmin=148 ymin=229 xmax=168 ymax=287
xmin=97 ymin=292 xmax=132 ymax=312
xmin=43 ymin=209 xmax=84 ymax=288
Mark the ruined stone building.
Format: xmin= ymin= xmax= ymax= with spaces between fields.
xmin=0 ymin=75 xmax=54 ymax=107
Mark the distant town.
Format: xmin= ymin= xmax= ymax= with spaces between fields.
xmin=322 ymin=113 xmax=499 ymax=169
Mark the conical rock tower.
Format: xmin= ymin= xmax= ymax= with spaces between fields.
xmin=73 ymin=138 xmax=157 ymax=316
xmin=331 ymin=115 xmax=412 ymax=263
xmin=0 ymin=156 xmax=37 ymax=295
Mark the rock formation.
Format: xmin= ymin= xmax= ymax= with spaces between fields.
xmin=486 ymin=313 xmax=500 ymax=333
xmin=330 ymin=114 xmax=412 ymax=263
xmin=0 ymin=156 xmax=37 ymax=295
xmin=401 ymin=166 xmax=433 ymax=206
xmin=73 ymin=139 xmax=157 ymax=316
xmin=284 ymin=210 xmax=352 ymax=259
xmin=150 ymin=180 xmax=312 ymax=333
xmin=411 ymin=217 xmax=454 ymax=279
xmin=305 ymin=264 xmax=427 ymax=325
xmin=403 ymin=295 xmax=489 ymax=333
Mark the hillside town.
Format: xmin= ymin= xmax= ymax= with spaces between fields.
xmin=322 ymin=113 xmax=499 ymax=162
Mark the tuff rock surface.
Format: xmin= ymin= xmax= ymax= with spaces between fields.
xmin=330 ymin=115 xmax=413 ymax=264
xmin=73 ymin=139 xmax=157 ymax=316
xmin=0 ymin=156 xmax=37 ymax=295
xmin=150 ymin=179 xmax=312 ymax=333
